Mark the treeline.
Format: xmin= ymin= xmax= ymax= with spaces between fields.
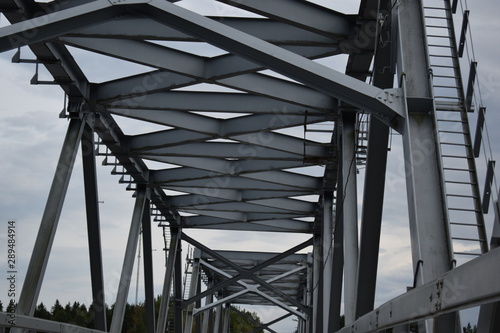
xmin=0 ymin=297 xmax=264 ymax=333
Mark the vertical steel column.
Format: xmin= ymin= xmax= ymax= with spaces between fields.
xmin=200 ymin=279 xmax=214 ymax=333
xmin=222 ymin=303 xmax=231 ymax=333
xmin=14 ymin=118 xmax=85 ymax=322
xmin=397 ymin=0 xmax=457 ymax=331
xmin=156 ymin=228 xmax=180 ymax=333
xmin=341 ymin=111 xmax=359 ymax=325
xmin=81 ymin=122 xmax=107 ymax=331
xmin=305 ymin=253 xmax=312 ymax=333
xmin=312 ymin=232 xmax=322 ymax=333
xmin=355 ymin=0 xmax=394 ymax=318
xmin=213 ymin=304 xmax=222 ymax=333
xmin=322 ymin=192 xmax=334 ymax=331
xmin=109 ymin=186 xmax=147 ymax=333
xmin=196 ymin=278 xmax=202 ymax=333
xmin=142 ymin=200 xmax=155 ymax=333
xmin=329 ymin=125 xmax=344 ymax=331
xmin=174 ymin=238 xmax=183 ymax=333
xmin=184 ymin=250 xmax=201 ymax=333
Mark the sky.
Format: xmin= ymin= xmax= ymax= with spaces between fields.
xmin=0 ymin=1 xmax=499 ymax=332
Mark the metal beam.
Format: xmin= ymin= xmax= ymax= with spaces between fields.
xmin=0 ymin=313 xmax=103 ymax=333
xmin=156 ymin=228 xmax=180 ymax=333
xmin=13 ymin=118 xmax=85 ymax=322
xmin=397 ymin=0 xmax=457 ymax=330
xmin=107 ymin=90 xmax=333 ymax=112
xmin=0 ymin=1 xmax=119 ymax=52
xmin=67 ymin=15 xmax=341 ymax=45
xmin=322 ymin=192 xmax=334 ymax=331
xmin=81 ymin=121 xmax=107 ymax=331
xmin=216 ymin=0 xmax=352 ymax=38
xmin=182 ymin=217 xmax=313 ymax=233
xmin=0 ymin=0 xmax=403 ymax=123
xmin=338 ymin=246 xmax=500 ymax=332
xmin=145 ymin=0 xmax=404 ymax=125
xmin=355 ymin=1 xmax=394 ymax=316
xmin=341 ymin=112 xmax=359 ymax=325
xmin=141 ymin=200 xmax=155 ymax=333
xmin=109 ymin=186 xmax=147 ymax=333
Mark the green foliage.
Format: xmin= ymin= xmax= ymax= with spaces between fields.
xmin=229 ymin=307 xmax=264 ymax=333
xmin=1 ymin=298 xmax=265 ymax=333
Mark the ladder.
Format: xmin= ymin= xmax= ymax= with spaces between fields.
xmin=422 ymin=0 xmax=489 ymax=261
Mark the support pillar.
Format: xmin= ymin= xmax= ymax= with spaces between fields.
xmin=222 ymin=303 xmax=231 ymax=333
xmin=328 ymin=127 xmax=345 ymax=331
xmin=322 ymin=191 xmax=334 ymax=331
xmin=156 ymin=228 xmax=180 ymax=333
xmin=355 ymin=0 xmax=394 ymax=318
xmin=184 ymin=250 xmax=201 ymax=333
xmin=174 ymin=238 xmax=183 ymax=333
xmin=200 ymin=279 xmax=214 ymax=333
xmin=14 ymin=117 xmax=85 ymax=322
xmin=142 ymin=200 xmax=155 ymax=333
xmin=81 ymin=121 xmax=107 ymax=331
xmin=312 ymin=232 xmax=322 ymax=333
xmin=341 ymin=111 xmax=359 ymax=325
xmin=213 ymin=304 xmax=222 ymax=333
xmin=397 ymin=0 xmax=457 ymax=331
xmin=109 ymin=186 xmax=147 ymax=333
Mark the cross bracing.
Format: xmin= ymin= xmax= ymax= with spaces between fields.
xmin=0 ymin=0 xmax=499 ymax=332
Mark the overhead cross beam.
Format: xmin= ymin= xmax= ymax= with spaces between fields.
xmin=0 ymin=0 xmax=405 ymax=126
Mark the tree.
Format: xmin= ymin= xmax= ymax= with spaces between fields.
xmin=34 ymin=302 xmax=51 ymax=320
xmin=463 ymin=322 xmax=477 ymax=333
xmin=51 ymin=299 xmax=68 ymax=323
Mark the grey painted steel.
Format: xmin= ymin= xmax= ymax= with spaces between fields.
xmin=0 ymin=313 xmax=103 ymax=333
xmin=474 ymin=107 xmax=486 ymax=157
xmin=213 ymin=304 xmax=222 ymax=333
xmin=477 ymin=196 xmax=500 ymax=332
xmin=141 ymin=200 xmax=155 ymax=333
xmin=322 ymin=192 xmax=334 ymax=331
xmin=156 ymin=228 xmax=180 ymax=333
xmin=194 ymin=258 xmax=306 ymax=318
xmin=0 ymin=0 xmax=402 ymax=122
xmin=145 ymin=0 xmax=405 ymax=125
xmin=216 ymin=0 xmax=352 ymax=37
xmin=338 ymin=246 xmax=500 ymax=332
xmin=341 ymin=112 xmax=359 ymax=325
xmin=355 ymin=6 xmax=394 ymax=316
xmin=1 ymin=0 xmax=498 ymax=331
xmin=13 ymin=118 xmax=85 ymax=323
xmin=184 ymin=251 xmax=201 ymax=333
xmin=174 ymin=238 xmax=183 ymax=333
xmin=182 ymin=233 xmax=312 ymax=307
xmin=397 ymin=0 xmax=457 ymax=330
xmin=355 ymin=116 xmax=389 ymax=317
xmin=328 ymin=129 xmax=344 ymax=331
xmin=109 ymin=187 xmax=147 ymax=333
xmin=312 ymin=233 xmax=322 ymax=333
xmin=81 ymin=122 xmax=107 ymax=331
xmin=222 ymin=304 xmax=230 ymax=333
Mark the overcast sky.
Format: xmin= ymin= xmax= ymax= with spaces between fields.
xmin=0 ymin=1 xmax=499 ymax=332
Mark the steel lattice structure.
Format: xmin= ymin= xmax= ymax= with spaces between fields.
xmin=0 ymin=0 xmax=499 ymax=332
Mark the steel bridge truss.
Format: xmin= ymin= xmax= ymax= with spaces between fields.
xmin=0 ymin=0 xmax=499 ymax=332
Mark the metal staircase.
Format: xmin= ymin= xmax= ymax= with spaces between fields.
xmin=422 ymin=0 xmax=489 ymax=260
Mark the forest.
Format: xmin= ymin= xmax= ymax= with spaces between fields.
xmin=0 ymin=297 xmax=264 ymax=332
